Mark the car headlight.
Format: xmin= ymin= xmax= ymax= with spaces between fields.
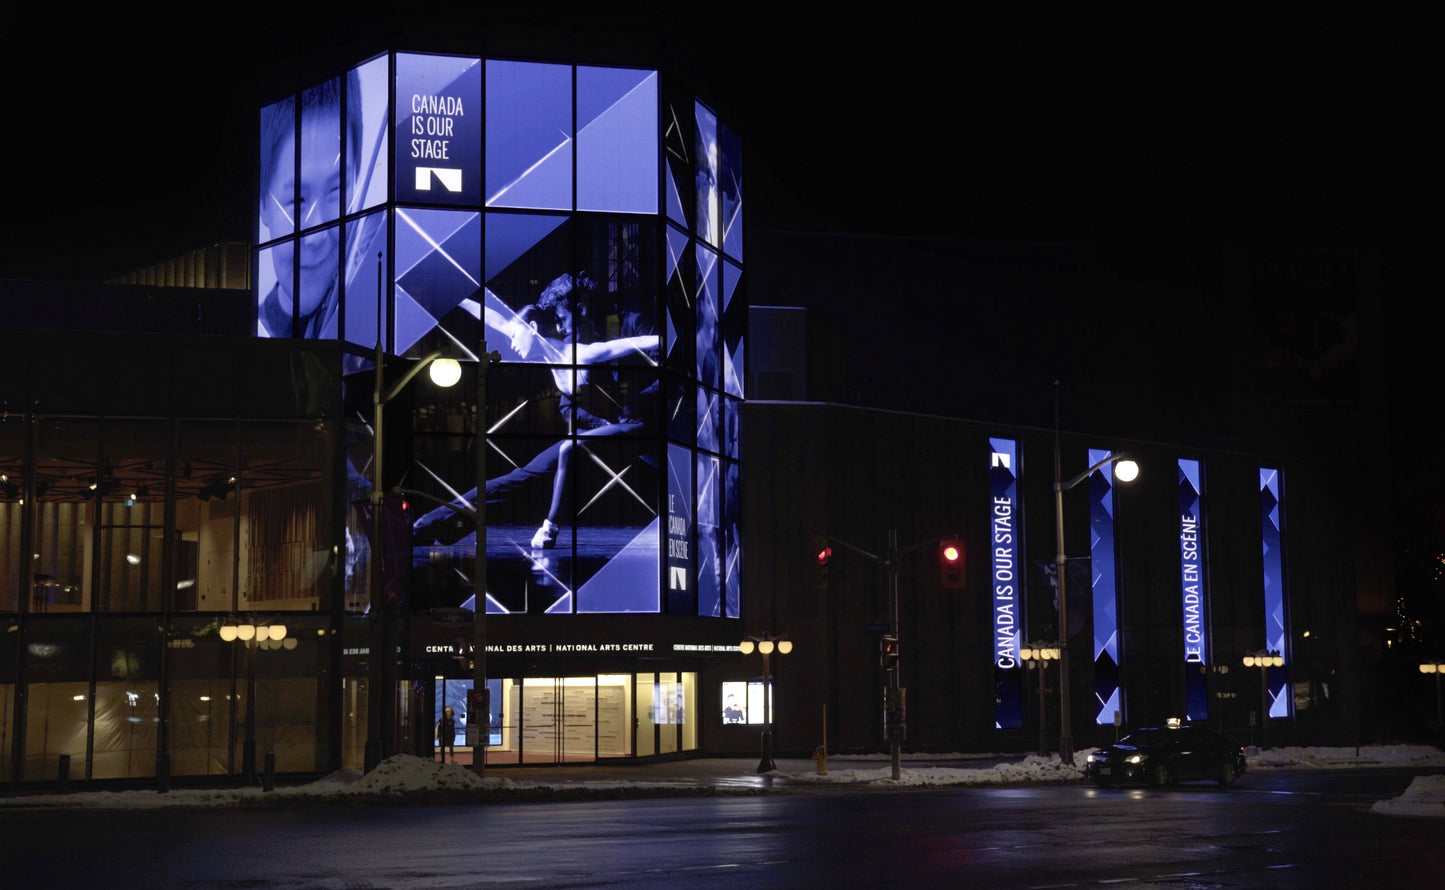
xmin=1087 ymin=754 xmax=1098 ymax=763
xmin=1126 ymin=754 xmax=1144 ymax=764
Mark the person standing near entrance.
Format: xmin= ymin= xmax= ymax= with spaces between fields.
xmin=436 ymin=706 xmax=457 ymax=762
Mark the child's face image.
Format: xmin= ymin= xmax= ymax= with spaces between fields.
xmin=262 ymin=110 xmax=343 ymax=316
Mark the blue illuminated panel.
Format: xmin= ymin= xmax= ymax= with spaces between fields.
xmin=989 ymin=438 xmax=1022 ymax=729
xmin=486 ymin=59 xmax=570 ymax=210
xmin=577 ymin=66 xmax=658 ymax=213
xmin=1089 ymin=448 xmax=1122 ymax=725
xmin=1260 ymin=468 xmax=1291 ymax=718
xmin=256 ymin=54 xmax=743 ymax=626
xmin=1179 ymin=459 xmax=1209 ymax=721
xmin=396 ymin=54 xmax=482 ymax=206
xmin=347 ymin=55 xmax=389 ymax=217
xmin=695 ymin=102 xmax=720 ymax=247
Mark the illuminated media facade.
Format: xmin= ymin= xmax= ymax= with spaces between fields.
xmin=256 ymin=53 xmax=744 ymax=621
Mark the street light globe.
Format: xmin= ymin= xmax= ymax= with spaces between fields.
xmin=759 ymin=640 xmax=775 ymax=655
xmin=237 ymin=624 xmax=256 ymax=641
xmin=1114 ymin=459 xmax=1140 ymax=483
xmin=1421 ymin=664 xmax=1437 ymax=674
xmin=738 ymin=640 xmax=755 ymax=655
xmin=269 ymin=624 xmax=287 ymax=641
xmin=1243 ymin=655 xmax=1256 ymax=667
xmin=778 ymin=640 xmax=793 ymax=655
xmin=219 ymin=625 xmax=238 ymax=642
xmin=429 ymin=358 xmax=462 ymax=388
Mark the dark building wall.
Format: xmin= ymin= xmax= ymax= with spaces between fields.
xmin=742 ymin=401 xmax=1360 ymax=756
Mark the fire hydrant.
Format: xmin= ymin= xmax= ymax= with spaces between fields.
xmin=812 ymin=745 xmax=827 ymax=775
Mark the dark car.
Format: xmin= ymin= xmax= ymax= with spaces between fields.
xmin=1084 ymin=723 xmax=1246 ymax=787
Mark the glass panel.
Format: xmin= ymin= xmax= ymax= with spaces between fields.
xmin=486 ymin=60 xmax=572 ymax=210
xmin=167 ymin=616 xmax=238 ymax=777
xmin=395 ymin=53 xmax=483 ymax=207
xmin=295 ymin=226 xmax=342 ymax=339
xmin=597 ymin=674 xmax=631 ymax=757
xmin=258 ymin=95 xmax=296 ymax=243
xmin=239 ymin=421 xmax=332 ymax=612
xmin=634 ymin=673 xmax=655 ymax=757
xmin=655 ymin=674 xmax=679 ymax=755
xmin=22 ymin=616 xmax=90 ymax=782
xmin=694 ymin=102 xmax=719 ymax=247
xmin=680 ymin=672 xmax=698 ymax=751
xmin=33 ymin=418 xmax=97 ymax=613
xmin=176 ymin=421 xmax=238 ymax=613
xmin=347 ymin=55 xmax=389 ymax=216
xmin=577 ymin=67 xmax=658 ymax=214
xmin=92 ymin=617 xmax=160 ymax=779
xmin=97 ymin=420 xmax=166 ymax=612
xmin=0 ymin=416 xmax=23 ymax=612
xmin=343 ymin=211 xmax=388 ymax=349
xmin=719 ymin=121 xmax=743 ymax=261
xmin=298 ymin=78 xmax=344 ymax=232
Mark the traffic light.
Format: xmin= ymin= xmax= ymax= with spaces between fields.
xmin=939 ymin=536 xmax=965 ymax=589
xmin=879 ymin=635 xmax=899 ymax=670
xmin=811 ymin=535 xmax=832 ymax=593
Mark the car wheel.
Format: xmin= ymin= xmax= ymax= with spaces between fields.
xmin=1149 ymin=762 xmax=1173 ymax=787
xmin=1217 ymin=761 xmax=1237 ymax=787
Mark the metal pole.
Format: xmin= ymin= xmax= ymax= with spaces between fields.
xmin=758 ymin=650 xmax=775 ymax=773
xmin=888 ymin=528 xmax=901 ymax=781
xmin=366 ymin=254 xmax=388 ymax=772
xmin=471 ymin=345 xmax=488 ymax=778
xmin=1053 ymin=382 xmax=1073 ymax=766
xmin=1036 ymin=660 xmax=1048 ymax=756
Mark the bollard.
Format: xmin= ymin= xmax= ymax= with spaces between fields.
xmin=157 ymin=753 xmax=171 ymax=794
xmin=812 ymin=745 xmax=827 ymax=776
xmin=263 ymin=752 xmax=276 ymax=792
xmin=56 ymin=754 xmax=71 ymax=793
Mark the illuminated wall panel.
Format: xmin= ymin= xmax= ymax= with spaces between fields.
xmin=1260 ymin=468 xmax=1291 ymax=718
xmin=989 ymin=438 xmax=1022 ymax=729
xmin=1178 ymin=459 xmax=1209 ymax=721
xmin=1089 ymin=448 xmax=1122 ymax=725
xmin=255 ymin=53 xmax=742 ymax=622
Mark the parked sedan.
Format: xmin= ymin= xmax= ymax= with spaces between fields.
xmin=1085 ymin=723 xmax=1246 ymax=787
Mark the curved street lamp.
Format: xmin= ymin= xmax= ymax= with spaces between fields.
xmin=1053 ymin=442 xmax=1138 ymax=765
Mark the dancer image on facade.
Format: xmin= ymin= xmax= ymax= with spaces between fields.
xmin=413 ymin=278 xmax=659 ymax=550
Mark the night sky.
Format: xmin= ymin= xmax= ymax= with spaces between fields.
xmin=0 ymin=5 xmax=1430 ymax=278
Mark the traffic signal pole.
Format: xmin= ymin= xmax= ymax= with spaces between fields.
xmin=819 ymin=529 xmax=959 ymax=781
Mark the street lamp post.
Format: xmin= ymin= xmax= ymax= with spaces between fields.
xmin=367 ymin=266 xmax=461 ymax=772
xmin=219 ymin=621 xmax=292 ymax=784
xmin=1419 ymin=662 xmax=1445 ymax=737
xmin=1243 ymin=650 xmax=1283 ymax=748
xmin=1052 ymin=420 xmax=1137 ymax=765
xmin=739 ymin=634 xmax=792 ymax=773
xmin=1019 ymin=642 xmax=1059 ymax=756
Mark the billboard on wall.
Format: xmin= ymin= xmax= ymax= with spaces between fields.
xmin=256 ymin=52 xmax=741 ymax=621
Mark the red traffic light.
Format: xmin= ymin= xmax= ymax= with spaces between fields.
xmin=816 ymin=545 xmax=833 ymax=564
xmin=939 ymin=537 xmax=965 ymax=589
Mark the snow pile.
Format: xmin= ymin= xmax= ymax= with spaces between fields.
xmin=344 ymin=756 xmax=501 ymax=796
xmin=1249 ymin=744 xmax=1445 ymax=769
xmin=1370 ymin=775 xmax=1445 ymax=817
xmin=793 ymin=754 xmax=1081 ymax=786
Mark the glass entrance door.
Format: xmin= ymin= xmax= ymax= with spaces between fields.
xmin=521 ymin=677 xmax=596 ymax=764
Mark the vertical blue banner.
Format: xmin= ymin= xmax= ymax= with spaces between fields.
xmin=1179 ymin=459 xmax=1209 ymax=721
xmin=1260 ymin=468 xmax=1291 ymax=719
xmin=1089 ymin=448 xmax=1121 ymax=726
xmin=989 ymin=437 xmax=1022 ymax=729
